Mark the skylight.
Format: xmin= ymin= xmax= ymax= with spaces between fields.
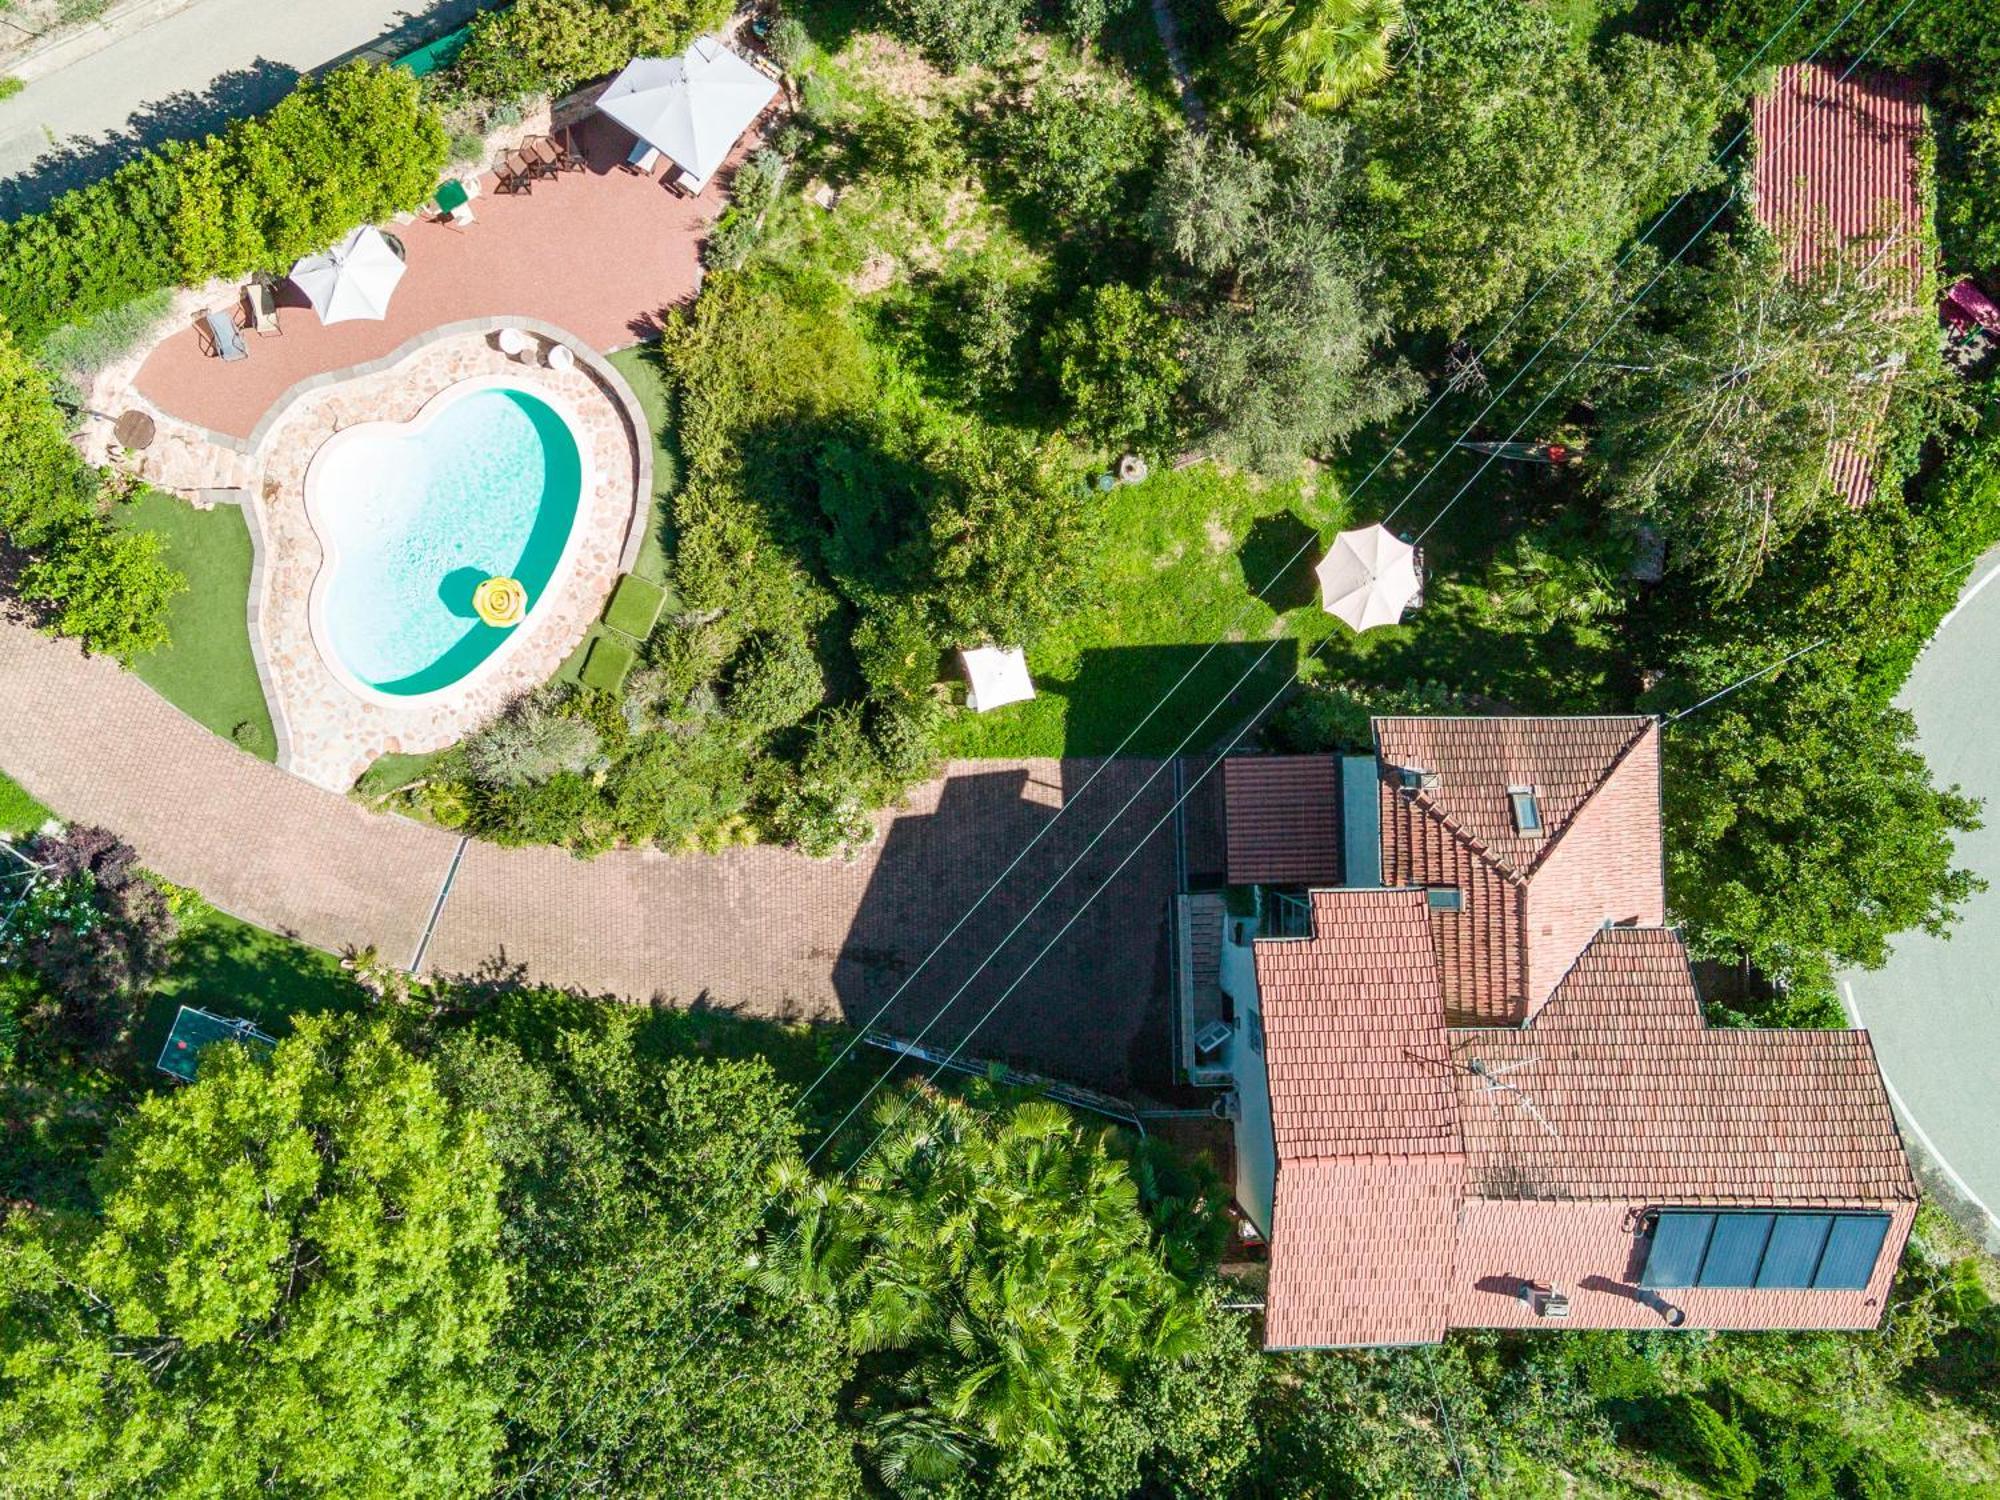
xmin=1426 ymin=887 xmax=1462 ymax=912
xmin=1508 ymin=785 xmax=1542 ymax=834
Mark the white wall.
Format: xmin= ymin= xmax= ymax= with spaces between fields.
xmin=1224 ymin=917 xmax=1278 ymax=1237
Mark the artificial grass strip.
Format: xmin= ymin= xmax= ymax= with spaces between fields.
xmin=603 ymin=572 xmax=667 ymax=639
xmin=113 ymin=489 xmax=278 ymax=761
xmin=581 ymin=634 xmax=637 ymax=693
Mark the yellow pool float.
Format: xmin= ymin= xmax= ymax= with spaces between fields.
xmin=474 ymin=576 xmax=527 ymax=627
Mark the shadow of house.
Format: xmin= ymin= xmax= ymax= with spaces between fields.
xmin=831 ymin=760 xmax=1183 ymax=1097
xmin=1052 ymin=639 xmax=1302 ymax=757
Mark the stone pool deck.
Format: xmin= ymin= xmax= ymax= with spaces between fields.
xmin=251 ymin=326 xmax=645 ymax=789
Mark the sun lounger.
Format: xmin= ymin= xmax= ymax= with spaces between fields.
xmin=622 ymin=140 xmax=661 ymax=175
xmin=203 ymin=308 xmax=248 ymax=361
xmin=243 ymin=281 xmax=281 ymax=337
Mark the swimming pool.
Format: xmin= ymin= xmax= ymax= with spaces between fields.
xmin=304 ymin=378 xmax=590 ymax=702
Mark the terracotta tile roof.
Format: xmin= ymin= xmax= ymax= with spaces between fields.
xmin=1374 ymin=716 xmax=1661 ymax=1020
xmin=1451 ymin=1199 xmax=1915 ymax=1333
xmin=1266 ymin=1154 xmax=1463 ymax=1348
xmin=1254 ymin=889 xmax=1461 ymax=1157
xmin=1751 ymin=61 xmax=1925 ymax=295
xmin=1223 ymin=756 xmax=1343 ymax=886
xmin=1751 ymin=62 xmax=1927 ymax=508
xmin=1450 ymin=927 xmax=1917 ymax=1205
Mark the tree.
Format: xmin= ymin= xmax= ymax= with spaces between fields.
xmin=433 ymin=1006 xmax=858 ymax=1498
xmin=998 ymin=72 xmax=1160 ymax=231
xmin=1043 ymin=282 xmax=1185 ymax=450
xmin=882 ymin=0 xmax=1028 ymax=69
xmin=770 ymin=1083 xmax=1236 ymax=1495
xmin=1350 ymin=0 xmax=1721 ymax=334
xmin=1173 ymin=116 xmax=1422 ymax=470
xmin=1661 ymin=663 xmax=1983 ymax=982
xmin=1147 ymin=130 xmax=1273 ymax=278
xmin=1224 ymin=0 xmax=1404 ymax=115
xmin=0 ymin=1015 xmax=508 ymax=1497
xmin=1594 ymin=238 xmax=1957 ymax=596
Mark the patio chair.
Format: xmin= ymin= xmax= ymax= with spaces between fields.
xmin=552 ymin=125 xmax=586 ymax=171
xmin=621 ymin=140 xmax=661 ymax=175
xmin=493 ymin=153 xmax=531 ymax=195
xmin=522 ymin=136 xmax=565 ymax=178
xmin=200 ymin=307 xmax=248 ymax=362
xmin=243 ymin=280 xmax=281 ymax=337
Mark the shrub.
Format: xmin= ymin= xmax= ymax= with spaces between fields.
xmin=725 ymin=629 xmax=826 ymax=732
xmin=1148 ymin=129 xmax=1272 ymax=277
xmin=1043 ymin=281 xmax=1184 ymax=450
xmin=463 ymin=695 xmax=603 ymax=787
xmin=602 ymin=572 xmax=667 ymax=638
xmin=951 ymin=265 xmax=1031 ymax=405
xmin=453 ymin=0 xmax=734 ymax=101
xmin=2 ymin=825 xmax=176 ymax=1056
xmin=34 ymin=288 xmax=178 ymax=394
xmin=1656 ymin=1395 xmax=1759 ymax=1498
xmin=767 ymin=16 xmax=812 ymax=71
xmin=0 ymin=151 xmax=183 ymax=348
xmin=764 ymin=706 xmax=880 ymax=856
xmin=998 ymin=72 xmax=1160 ymax=230
xmin=882 ymin=0 xmax=1029 ymax=70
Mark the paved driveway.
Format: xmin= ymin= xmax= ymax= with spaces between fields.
xmin=0 ymin=617 xmax=1180 ymax=1094
xmin=1841 ymin=551 xmax=2000 ymax=1235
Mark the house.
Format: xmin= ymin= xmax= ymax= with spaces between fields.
xmin=1176 ymin=715 xmax=1917 ymax=1350
xmin=1750 ymin=60 xmax=1928 ymax=508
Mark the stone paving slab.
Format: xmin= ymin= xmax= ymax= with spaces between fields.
xmin=0 ymin=618 xmax=457 ymax=956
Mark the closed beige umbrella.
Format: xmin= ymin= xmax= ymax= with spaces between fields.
xmin=1316 ymin=525 xmax=1418 ymax=632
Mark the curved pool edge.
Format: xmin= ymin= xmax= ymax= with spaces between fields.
xmin=301 ymin=372 xmax=597 ymax=712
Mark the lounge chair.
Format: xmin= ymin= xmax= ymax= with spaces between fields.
xmin=622 ymin=140 xmax=660 ymax=175
xmin=202 ymin=308 xmax=248 ymax=362
xmin=243 ymin=280 xmax=281 ymax=337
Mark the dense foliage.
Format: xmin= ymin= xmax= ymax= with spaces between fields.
xmin=0 ymin=1014 xmax=509 ymax=1497
xmin=0 ymin=336 xmax=182 ymax=661
xmin=453 ymin=0 xmax=734 ymax=101
xmin=0 ymin=63 xmax=443 ymax=346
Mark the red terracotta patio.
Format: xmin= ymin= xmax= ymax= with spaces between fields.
xmin=135 ymin=116 xmax=722 ymax=440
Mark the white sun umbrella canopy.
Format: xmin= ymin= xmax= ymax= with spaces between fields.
xmin=598 ymin=38 xmax=780 ymax=183
xmin=1316 ymin=524 xmax=1419 ymax=632
xmin=289 ymin=225 xmax=406 ymax=324
xmin=960 ymin=646 xmax=1035 ymax=713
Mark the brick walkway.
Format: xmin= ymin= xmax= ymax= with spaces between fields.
xmin=0 ymin=619 xmax=1180 ymax=1092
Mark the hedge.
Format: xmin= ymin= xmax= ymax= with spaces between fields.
xmin=0 ymin=62 xmax=446 ymax=347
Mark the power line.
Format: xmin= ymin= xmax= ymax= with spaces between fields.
xmin=504 ymin=1 xmax=1910 ymax=1486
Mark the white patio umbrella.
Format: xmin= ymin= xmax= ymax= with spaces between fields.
xmin=960 ymin=646 xmax=1035 ymax=713
xmin=289 ymin=225 xmax=406 ymax=324
xmin=597 ymin=38 xmax=780 ymax=183
xmin=1316 ymin=525 xmax=1419 ymax=632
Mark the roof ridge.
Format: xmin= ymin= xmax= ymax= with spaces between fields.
xmin=1517 ymin=717 xmax=1657 ymax=880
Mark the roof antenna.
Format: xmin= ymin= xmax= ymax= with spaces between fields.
xmin=1466 ymin=1057 xmax=1562 ymax=1141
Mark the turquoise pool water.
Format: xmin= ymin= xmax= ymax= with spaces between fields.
xmin=312 ymin=386 xmax=584 ymax=697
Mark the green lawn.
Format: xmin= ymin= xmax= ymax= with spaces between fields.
xmin=0 ymin=769 xmax=52 ymax=840
xmin=135 ymin=902 xmax=362 ymax=1068
xmin=114 ymin=489 xmax=277 ymax=760
xmin=936 ymin=463 xmax=1351 ymax=758
xmin=606 ymin=343 xmax=679 ymax=586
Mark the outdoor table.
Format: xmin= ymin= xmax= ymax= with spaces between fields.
xmin=113 ymin=410 xmax=157 ymax=451
xmin=497 ymin=327 xmax=532 ymax=359
xmin=545 ymin=343 xmax=576 ymax=373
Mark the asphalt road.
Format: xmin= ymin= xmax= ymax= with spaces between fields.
xmin=0 ymin=0 xmax=485 ymax=215
xmin=1842 ymin=549 xmax=2000 ymax=1236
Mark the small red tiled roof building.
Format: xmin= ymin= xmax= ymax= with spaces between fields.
xmin=1190 ymin=715 xmax=1916 ymax=1349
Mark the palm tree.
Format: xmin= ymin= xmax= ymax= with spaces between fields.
xmin=769 ymin=1085 xmax=1199 ymax=1488
xmin=1223 ymin=0 xmax=1406 ymax=115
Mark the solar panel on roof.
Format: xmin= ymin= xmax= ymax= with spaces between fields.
xmin=1639 ymin=1211 xmax=1713 ymax=1288
xmin=1697 ymin=1213 xmax=1774 ymax=1287
xmin=1817 ymin=1214 xmax=1891 ymax=1290
xmin=1756 ymin=1214 xmax=1833 ymax=1288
